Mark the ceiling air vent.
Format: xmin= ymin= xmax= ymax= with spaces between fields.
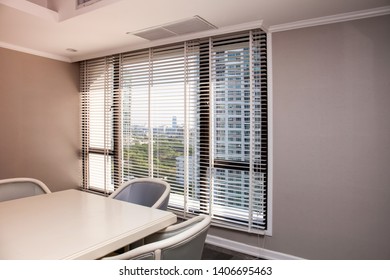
xmin=131 ymin=16 xmax=217 ymax=41
xmin=77 ymin=0 xmax=102 ymax=9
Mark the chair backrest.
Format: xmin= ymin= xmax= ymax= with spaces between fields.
xmin=109 ymin=177 xmax=170 ymax=210
xmin=0 ymin=177 xmax=51 ymax=202
xmin=102 ymin=215 xmax=212 ymax=260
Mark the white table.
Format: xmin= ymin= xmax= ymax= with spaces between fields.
xmin=0 ymin=189 xmax=176 ymax=260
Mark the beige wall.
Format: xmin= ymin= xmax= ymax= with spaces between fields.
xmin=0 ymin=48 xmax=80 ymax=192
xmin=271 ymin=14 xmax=390 ymax=259
xmin=210 ymin=15 xmax=390 ymax=259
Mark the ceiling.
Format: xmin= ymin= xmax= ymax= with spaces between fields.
xmin=1 ymin=0 xmax=389 ymax=62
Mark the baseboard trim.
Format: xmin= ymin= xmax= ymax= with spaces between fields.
xmin=206 ymin=234 xmax=304 ymax=260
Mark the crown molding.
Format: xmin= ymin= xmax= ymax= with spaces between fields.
xmin=269 ymin=5 xmax=390 ymax=33
xmin=0 ymin=42 xmax=71 ymax=63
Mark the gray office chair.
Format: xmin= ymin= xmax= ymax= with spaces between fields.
xmin=0 ymin=177 xmax=51 ymax=202
xmin=102 ymin=214 xmax=211 ymax=260
xmin=109 ymin=177 xmax=170 ymax=210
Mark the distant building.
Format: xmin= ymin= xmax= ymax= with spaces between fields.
xmin=172 ymin=116 xmax=177 ymax=129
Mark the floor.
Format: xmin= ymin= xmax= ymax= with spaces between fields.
xmin=201 ymin=243 xmax=261 ymax=260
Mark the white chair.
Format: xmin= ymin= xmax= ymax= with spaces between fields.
xmin=102 ymin=215 xmax=211 ymax=260
xmin=109 ymin=177 xmax=170 ymax=210
xmin=0 ymin=177 xmax=51 ymax=202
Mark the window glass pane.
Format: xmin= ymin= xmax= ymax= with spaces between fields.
xmin=122 ymin=84 xmax=149 ymax=180
xmin=89 ymin=87 xmax=113 ymax=149
xmin=88 ymin=153 xmax=114 ymax=192
xmin=210 ymin=31 xmax=267 ymax=231
xmin=213 ymin=46 xmax=250 ymax=163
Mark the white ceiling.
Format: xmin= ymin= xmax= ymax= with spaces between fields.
xmin=1 ymin=0 xmax=389 ymax=62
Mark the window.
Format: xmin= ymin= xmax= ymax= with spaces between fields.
xmin=80 ymin=29 xmax=269 ymax=233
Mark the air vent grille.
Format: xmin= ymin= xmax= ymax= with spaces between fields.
xmin=131 ymin=16 xmax=217 ymax=41
xmin=77 ymin=0 xmax=101 ymax=9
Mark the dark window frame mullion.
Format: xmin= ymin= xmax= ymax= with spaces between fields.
xmin=89 ymin=148 xmax=114 ymax=156
xmin=112 ymin=56 xmax=122 ymax=189
xmin=80 ymin=61 xmax=90 ymax=190
xmin=198 ymin=39 xmax=211 ymax=214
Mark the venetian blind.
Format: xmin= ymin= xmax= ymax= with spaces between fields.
xmin=80 ymin=56 xmax=120 ymax=193
xmin=209 ymin=30 xmax=268 ymax=231
xmin=80 ymin=28 xmax=268 ymax=232
xmin=120 ymin=42 xmax=200 ymax=214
